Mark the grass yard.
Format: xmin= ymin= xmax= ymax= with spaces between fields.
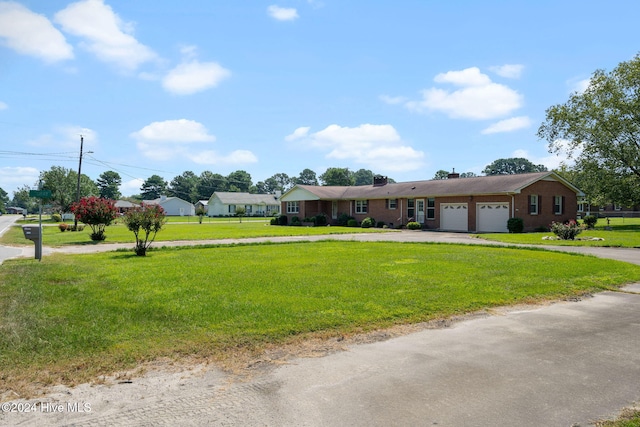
xmin=475 ymin=217 xmax=640 ymax=248
xmin=0 ymin=220 xmax=390 ymax=247
xmin=1 ymin=241 xmax=639 ymax=397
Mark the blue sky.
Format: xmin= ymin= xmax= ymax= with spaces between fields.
xmin=1 ymin=0 xmax=638 ymax=197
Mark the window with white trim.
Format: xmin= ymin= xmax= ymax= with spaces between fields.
xmin=529 ymin=195 xmax=539 ymax=215
xmin=286 ymin=201 xmax=299 ymax=214
xmin=355 ymin=200 xmax=368 ymax=214
xmin=386 ymin=199 xmax=397 ymax=209
xmin=554 ymin=196 xmax=563 ymax=215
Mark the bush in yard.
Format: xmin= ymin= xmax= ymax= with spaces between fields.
xmin=582 ymin=215 xmax=598 ymax=229
xmin=277 ymin=215 xmax=288 ymax=226
xmin=337 ymin=213 xmax=354 ymax=226
xmin=407 ymin=221 xmax=422 ymax=230
xmin=551 ymin=220 xmax=584 ymax=240
xmin=291 ymin=216 xmax=301 ymax=226
xmin=314 ymin=213 xmax=328 ymax=226
xmin=361 ymin=217 xmax=375 ymax=228
xmin=51 ymin=213 xmax=62 ymax=222
xmin=123 ymin=205 xmax=167 ymax=256
xmin=347 ymin=219 xmax=358 ymax=227
xmin=58 ymin=223 xmax=68 ymax=232
xmin=376 ymin=221 xmax=386 ymax=228
xmin=507 ymin=217 xmax=524 ymax=233
xmin=70 ymin=196 xmax=118 ymax=241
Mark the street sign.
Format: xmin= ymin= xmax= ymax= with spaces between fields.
xmin=29 ymin=190 xmax=52 ymax=198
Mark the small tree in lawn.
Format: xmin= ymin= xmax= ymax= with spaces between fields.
xmin=235 ymin=206 xmax=246 ymax=223
xmin=123 ymin=205 xmax=167 ymax=256
xmin=195 ymin=206 xmax=206 ymax=224
xmin=70 ymin=196 xmax=118 ymax=241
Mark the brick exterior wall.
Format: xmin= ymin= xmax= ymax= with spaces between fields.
xmin=513 ymin=180 xmax=578 ymax=231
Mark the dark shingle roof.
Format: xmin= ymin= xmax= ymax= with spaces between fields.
xmin=286 ymin=172 xmax=581 ymax=201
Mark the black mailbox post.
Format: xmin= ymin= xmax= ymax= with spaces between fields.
xmin=22 ymin=225 xmax=42 ymax=261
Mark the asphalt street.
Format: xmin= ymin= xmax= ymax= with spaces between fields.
xmin=1 ymin=216 xmax=639 ymax=426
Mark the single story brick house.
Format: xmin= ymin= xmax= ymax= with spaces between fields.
xmin=207 ymin=192 xmax=281 ymax=217
xmin=279 ymin=171 xmax=583 ymax=232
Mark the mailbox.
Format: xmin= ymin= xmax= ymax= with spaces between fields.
xmin=22 ymin=225 xmax=42 ymax=260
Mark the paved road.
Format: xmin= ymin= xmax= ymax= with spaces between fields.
xmin=0 ymin=215 xmax=23 ymax=264
xmin=1 ymin=224 xmax=640 ymax=426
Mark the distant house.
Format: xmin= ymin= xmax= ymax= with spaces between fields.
xmin=207 ymin=192 xmax=281 ymax=217
xmin=6 ymin=206 xmax=26 ymax=215
xmin=195 ymin=200 xmax=208 ymax=214
xmin=279 ymin=172 xmax=583 ymax=232
xmin=143 ymin=196 xmax=195 ymax=216
xmin=115 ymin=200 xmax=137 ymax=214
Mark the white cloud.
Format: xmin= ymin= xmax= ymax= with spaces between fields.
xmin=54 ymin=0 xmax=156 ymax=71
xmin=570 ymin=78 xmax=591 ymax=94
xmin=162 ymin=60 xmax=231 ymax=95
xmin=0 ymin=101 xmax=7 ymax=110
xmin=131 ymin=119 xmax=256 ymax=166
xmin=290 ymin=124 xmax=426 ymax=172
xmin=120 ymin=178 xmax=144 ymax=196
xmin=131 ymin=119 xmax=216 ymax=143
xmin=285 ymin=126 xmax=310 ymax=141
xmin=27 ymin=125 xmax=96 ymax=149
xmin=0 ymin=1 xmax=73 ymax=63
xmin=489 ymin=64 xmax=524 ymax=79
xmin=405 ymin=67 xmax=523 ymax=120
xmin=0 ymin=166 xmax=40 ymax=193
xmin=267 ymin=5 xmax=299 ymax=21
xmin=187 ymin=150 xmax=258 ymax=165
xmin=511 ymin=148 xmax=577 ymax=171
xmin=379 ymin=95 xmax=407 ymax=105
xmin=481 ymin=116 xmax=531 ymax=134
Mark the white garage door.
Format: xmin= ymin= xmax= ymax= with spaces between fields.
xmin=440 ymin=203 xmax=468 ymax=231
xmin=477 ymin=203 xmax=510 ymax=232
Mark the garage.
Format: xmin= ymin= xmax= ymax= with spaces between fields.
xmin=440 ymin=203 xmax=468 ymax=231
xmin=477 ymin=203 xmax=510 ymax=232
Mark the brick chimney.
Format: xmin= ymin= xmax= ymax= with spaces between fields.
xmin=373 ymin=175 xmax=388 ymax=186
xmin=447 ymin=168 xmax=460 ymax=179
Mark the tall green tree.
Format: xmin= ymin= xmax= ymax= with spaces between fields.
xmin=432 ymin=170 xmax=450 ymax=180
xmin=226 ymin=170 xmax=252 ymax=192
xmin=319 ymin=167 xmax=354 ymax=186
xmin=194 ymin=171 xmax=226 ymax=200
xmin=96 ymin=171 xmax=122 ymax=200
xmin=11 ymin=185 xmax=37 ymax=213
xmin=294 ymin=168 xmax=319 ymax=186
xmin=353 ymin=169 xmax=374 ymax=186
xmin=538 ymin=53 xmax=640 ymax=206
xmin=482 ymin=158 xmax=547 ymax=175
xmin=169 ymin=171 xmax=198 ymax=202
xmin=140 ymin=175 xmax=168 ymax=200
xmin=0 ymin=187 xmax=8 ymax=212
xmin=260 ymin=173 xmax=292 ymax=193
xmin=41 ymin=166 xmax=97 ymax=213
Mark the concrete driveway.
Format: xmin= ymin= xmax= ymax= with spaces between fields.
xmin=1 ymin=227 xmax=639 ymax=426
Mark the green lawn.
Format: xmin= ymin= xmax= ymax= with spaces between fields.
xmin=1 ymin=221 xmax=390 ymax=246
xmin=1 ymin=241 xmax=639 ymax=396
xmin=475 ymin=217 xmax=640 ymax=248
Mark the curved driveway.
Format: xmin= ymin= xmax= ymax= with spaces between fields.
xmin=1 ymin=222 xmax=640 ymax=427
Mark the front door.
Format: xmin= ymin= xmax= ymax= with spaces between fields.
xmin=332 ymin=201 xmax=338 ymax=220
xmin=416 ymin=199 xmax=425 ymax=223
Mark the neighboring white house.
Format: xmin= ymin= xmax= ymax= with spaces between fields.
xmin=207 ymin=192 xmax=281 ymax=217
xmin=143 ymin=196 xmax=195 ymax=216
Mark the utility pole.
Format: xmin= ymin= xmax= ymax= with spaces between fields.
xmin=74 ymin=135 xmax=84 ymax=229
